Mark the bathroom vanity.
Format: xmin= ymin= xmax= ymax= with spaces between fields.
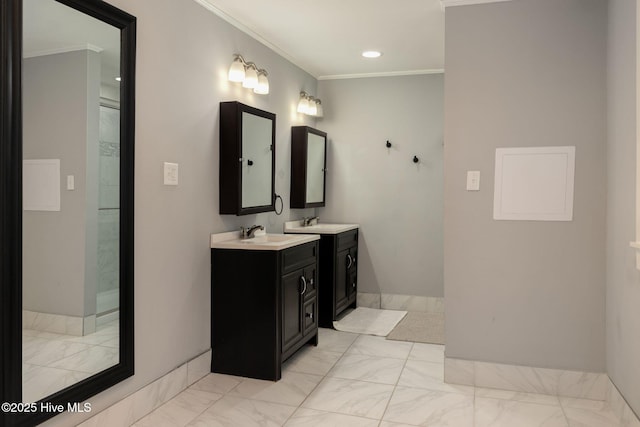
xmin=210 ymin=231 xmax=320 ymax=380
xmin=284 ymin=221 xmax=359 ymax=327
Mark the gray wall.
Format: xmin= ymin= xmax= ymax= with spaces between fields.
xmin=22 ymin=50 xmax=100 ymax=318
xmin=317 ymin=75 xmax=444 ymax=297
xmin=44 ymin=0 xmax=318 ymax=424
xmin=606 ymin=0 xmax=640 ymax=415
xmin=444 ymin=0 xmax=607 ymax=372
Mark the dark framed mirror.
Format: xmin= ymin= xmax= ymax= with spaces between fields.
xmin=290 ymin=126 xmax=327 ymax=209
xmin=219 ymin=101 xmax=276 ymax=216
xmin=1 ymin=0 xmax=135 ymax=425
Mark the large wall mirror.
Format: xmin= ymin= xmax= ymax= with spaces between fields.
xmin=1 ymin=0 xmax=135 ymax=425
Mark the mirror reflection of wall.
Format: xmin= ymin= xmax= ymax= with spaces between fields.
xmin=241 ymin=112 xmax=273 ymax=209
xmin=97 ymin=105 xmax=120 ymax=319
xmin=306 ymin=133 xmax=326 ymax=204
xmin=21 ymin=0 xmax=121 ymax=403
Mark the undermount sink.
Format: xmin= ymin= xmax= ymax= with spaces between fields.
xmin=210 ymin=231 xmax=319 ymax=251
xmin=283 ymin=220 xmax=359 ymax=235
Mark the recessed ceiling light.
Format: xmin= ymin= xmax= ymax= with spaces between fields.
xmin=362 ymin=50 xmax=382 ymax=58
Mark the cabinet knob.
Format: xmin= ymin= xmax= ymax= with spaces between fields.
xmin=352 ymin=282 xmax=356 ymax=288
xmin=306 ymin=312 xmax=314 ymax=320
xmin=300 ymin=276 xmax=307 ymax=294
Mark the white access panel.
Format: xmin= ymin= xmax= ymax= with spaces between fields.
xmin=493 ymin=146 xmax=575 ymax=221
xmin=23 ymin=159 xmax=61 ymax=211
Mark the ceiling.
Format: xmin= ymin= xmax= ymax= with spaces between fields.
xmin=196 ymin=0 xmax=446 ymax=79
xmin=23 ymin=0 xmax=121 ymax=86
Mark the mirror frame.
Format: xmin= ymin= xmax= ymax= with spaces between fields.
xmin=0 ymin=0 xmax=135 ymax=425
xmin=219 ymin=101 xmax=276 ymax=216
xmin=290 ymin=126 xmax=327 ymax=209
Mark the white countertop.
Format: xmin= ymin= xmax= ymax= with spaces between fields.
xmin=284 ymin=220 xmax=359 ymax=235
xmin=210 ymin=231 xmax=320 ymax=251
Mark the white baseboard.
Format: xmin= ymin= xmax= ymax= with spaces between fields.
xmin=77 ymin=350 xmax=211 ymax=427
xmin=444 ymin=357 xmax=609 ymax=401
xmin=23 ymin=310 xmax=96 ymax=336
xmin=607 ymin=378 xmax=640 ymax=426
xmin=357 ymin=292 xmax=444 ymax=313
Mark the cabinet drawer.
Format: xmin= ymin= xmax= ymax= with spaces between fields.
xmin=303 ymin=299 xmax=317 ymax=335
xmin=282 ymin=241 xmax=317 ymax=274
xmin=337 ymin=229 xmax=358 ymax=250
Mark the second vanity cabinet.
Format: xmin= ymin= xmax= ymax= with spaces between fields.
xmin=210 ymin=234 xmax=319 ymax=381
xmin=284 ymin=222 xmax=359 ymax=327
xmin=319 ymin=229 xmax=359 ymax=327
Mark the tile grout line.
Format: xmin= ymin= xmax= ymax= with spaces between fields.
xmin=281 ymin=329 xmax=360 ymax=426
xmin=378 ymin=341 xmax=414 ymax=424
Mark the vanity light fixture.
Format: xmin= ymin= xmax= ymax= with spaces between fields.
xmin=297 ymin=92 xmax=310 ymax=114
xmin=242 ymin=63 xmax=258 ymax=89
xmin=228 ymin=54 xmax=270 ymax=95
xmin=254 ymin=69 xmax=269 ymax=95
xmin=307 ymin=96 xmax=318 ymax=116
xmin=297 ymin=91 xmax=324 ymax=117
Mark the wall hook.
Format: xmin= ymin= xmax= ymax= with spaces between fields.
xmin=386 ymin=140 xmax=392 ymax=148
xmin=413 ymin=156 xmax=419 ymax=163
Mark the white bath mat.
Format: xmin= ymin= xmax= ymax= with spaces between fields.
xmin=333 ymin=307 xmax=407 ymax=336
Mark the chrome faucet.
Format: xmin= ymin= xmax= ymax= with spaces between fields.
xmin=303 ymin=216 xmax=319 ymax=226
xmin=240 ymin=225 xmax=264 ymax=239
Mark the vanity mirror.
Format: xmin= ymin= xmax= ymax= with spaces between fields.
xmin=290 ymin=126 xmax=327 ymax=208
xmin=219 ymin=101 xmax=276 ymax=215
xmin=1 ymin=0 xmax=135 ymax=425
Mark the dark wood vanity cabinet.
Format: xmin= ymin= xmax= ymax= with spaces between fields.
xmin=318 ymin=229 xmax=359 ymax=327
xmin=211 ymin=241 xmax=319 ymax=381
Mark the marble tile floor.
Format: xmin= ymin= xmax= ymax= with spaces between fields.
xmin=133 ymin=328 xmax=622 ymax=427
xmin=22 ymin=319 xmax=119 ymax=403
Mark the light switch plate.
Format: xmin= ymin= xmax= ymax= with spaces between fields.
xmin=66 ymin=175 xmax=75 ymax=191
xmin=466 ymin=170 xmax=480 ymax=191
xmin=164 ymin=162 xmax=178 ymax=186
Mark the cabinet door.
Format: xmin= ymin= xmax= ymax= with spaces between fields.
xmin=347 ymin=247 xmax=357 ymax=301
xmin=282 ymin=269 xmax=304 ymax=354
xmin=303 ymin=264 xmax=317 ymax=301
xmin=335 ymin=248 xmax=350 ymax=312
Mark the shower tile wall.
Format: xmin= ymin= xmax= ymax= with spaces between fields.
xmin=98 ymin=105 xmax=120 ymax=313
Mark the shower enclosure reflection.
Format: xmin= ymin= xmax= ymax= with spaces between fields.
xmin=21 ymin=0 xmax=121 ymax=403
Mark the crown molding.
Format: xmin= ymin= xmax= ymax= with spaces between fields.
xmin=318 ymin=69 xmax=444 ymax=81
xmin=23 ymin=43 xmax=104 ymax=59
xmin=440 ymin=0 xmax=512 ymax=8
xmin=192 ymin=0 xmax=318 ymax=78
